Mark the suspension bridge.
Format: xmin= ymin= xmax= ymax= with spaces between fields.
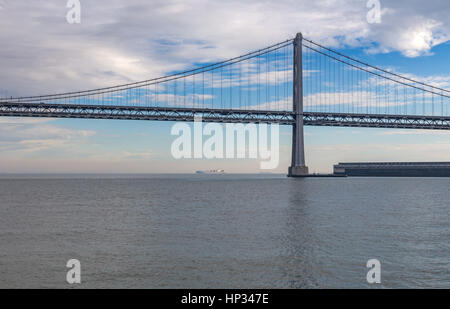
xmin=0 ymin=33 xmax=449 ymax=176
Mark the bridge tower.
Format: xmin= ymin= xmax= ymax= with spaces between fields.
xmin=288 ymin=33 xmax=309 ymax=177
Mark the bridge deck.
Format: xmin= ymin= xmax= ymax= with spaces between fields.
xmin=1 ymin=102 xmax=450 ymax=130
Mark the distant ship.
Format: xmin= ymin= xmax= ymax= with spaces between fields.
xmin=196 ymin=169 xmax=225 ymax=174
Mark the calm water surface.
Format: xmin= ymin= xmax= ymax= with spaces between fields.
xmin=0 ymin=174 xmax=449 ymax=288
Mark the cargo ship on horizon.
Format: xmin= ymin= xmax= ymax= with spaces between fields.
xmin=195 ymin=169 xmax=225 ymax=174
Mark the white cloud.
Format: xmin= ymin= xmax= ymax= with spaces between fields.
xmin=87 ymin=150 xmax=154 ymax=161
xmin=0 ymin=120 xmax=96 ymax=153
xmin=366 ymin=3 xmax=449 ymax=57
xmin=0 ymin=117 xmax=54 ymax=124
xmin=0 ymin=0 xmax=448 ymax=98
xmin=378 ymin=129 xmax=450 ymax=136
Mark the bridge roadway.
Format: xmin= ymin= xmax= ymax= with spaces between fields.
xmin=1 ymin=102 xmax=450 ymax=130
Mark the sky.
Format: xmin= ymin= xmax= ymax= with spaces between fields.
xmin=0 ymin=0 xmax=449 ymax=174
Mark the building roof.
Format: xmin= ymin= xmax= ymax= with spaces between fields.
xmin=335 ymin=162 xmax=450 ymax=167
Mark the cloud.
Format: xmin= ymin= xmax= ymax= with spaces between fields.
xmin=87 ymin=150 xmax=154 ymax=161
xmin=0 ymin=0 xmax=448 ymax=98
xmin=365 ymin=1 xmax=449 ymax=57
xmin=0 ymin=119 xmax=96 ymax=153
xmin=378 ymin=130 xmax=450 ymax=136
xmin=0 ymin=118 xmax=54 ymax=124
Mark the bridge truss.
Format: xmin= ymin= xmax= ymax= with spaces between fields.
xmin=1 ymin=101 xmax=449 ymax=130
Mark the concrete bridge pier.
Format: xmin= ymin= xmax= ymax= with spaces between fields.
xmin=288 ymin=33 xmax=309 ymax=177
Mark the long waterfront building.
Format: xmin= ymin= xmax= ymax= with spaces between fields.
xmin=333 ymin=162 xmax=450 ymax=177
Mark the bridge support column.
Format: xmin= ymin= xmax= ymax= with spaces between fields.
xmin=288 ymin=33 xmax=309 ymax=177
